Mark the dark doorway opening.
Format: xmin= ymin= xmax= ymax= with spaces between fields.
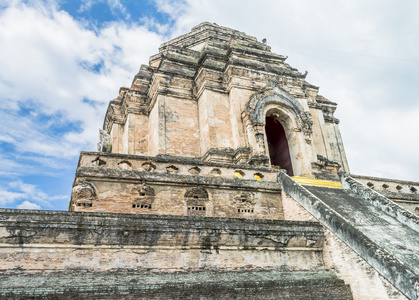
xmin=265 ymin=116 xmax=294 ymax=176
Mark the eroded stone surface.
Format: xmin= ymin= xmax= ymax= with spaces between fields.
xmin=70 ymin=152 xmax=283 ymax=219
xmin=351 ymin=174 xmax=419 ymax=215
xmin=0 ymin=269 xmax=352 ymax=300
xmin=0 ymin=208 xmax=323 ymax=271
xmin=279 ymin=172 xmax=418 ymax=299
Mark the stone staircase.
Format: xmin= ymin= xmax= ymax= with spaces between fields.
xmin=279 ymin=172 xmax=419 ymax=299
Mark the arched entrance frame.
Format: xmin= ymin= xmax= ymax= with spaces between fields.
xmin=242 ymin=87 xmax=313 ymax=177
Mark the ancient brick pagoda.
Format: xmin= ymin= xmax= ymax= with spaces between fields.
xmin=2 ymin=22 xmax=419 ymax=299
xmin=69 ymin=21 xmax=350 ymax=216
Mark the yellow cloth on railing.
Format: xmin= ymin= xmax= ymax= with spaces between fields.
xmin=292 ymin=176 xmax=342 ymax=189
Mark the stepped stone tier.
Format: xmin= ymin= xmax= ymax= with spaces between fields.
xmin=1 ymin=22 xmax=419 ymax=299
xmin=71 ymin=21 xmax=352 ymax=217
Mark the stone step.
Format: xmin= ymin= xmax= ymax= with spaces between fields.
xmin=0 ymin=269 xmax=352 ymax=299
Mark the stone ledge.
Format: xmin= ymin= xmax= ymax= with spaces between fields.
xmin=80 ymin=151 xmax=277 ymax=172
xmin=384 ymin=192 xmax=419 ymax=202
xmin=0 ymin=209 xmax=322 ymax=247
xmin=76 ymin=167 xmax=281 ymax=191
xmin=351 ymin=174 xmax=419 ymax=197
xmin=0 ymin=269 xmax=352 ymax=299
xmin=351 ymin=174 xmax=419 ymax=186
xmin=0 ymin=207 xmax=321 ymax=229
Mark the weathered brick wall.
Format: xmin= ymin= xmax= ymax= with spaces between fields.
xmin=133 ymin=113 xmax=148 ymax=155
xmin=163 ymin=96 xmax=200 ymax=157
xmin=227 ymin=87 xmax=252 ymax=149
xmin=71 ymin=152 xmax=284 ymax=218
xmin=72 ymin=179 xmax=283 ymax=219
xmin=110 ymin=123 xmax=123 ymax=154
xmin=148 ymin=95 xmax=163 ymax=156
xmin=0 ymin=209 xmax=323 ymax=272
xmin=197 ymin=90 xmax=233 ymax=155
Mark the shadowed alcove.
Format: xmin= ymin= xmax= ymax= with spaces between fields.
xmin=265 ymin=116 xmax=294 ymax=176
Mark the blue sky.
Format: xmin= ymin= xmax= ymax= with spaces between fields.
xmin=1 ymin=0 xmax=418 ymax=210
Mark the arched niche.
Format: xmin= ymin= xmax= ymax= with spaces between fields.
xmin=242 ymin=87 xmax=313 ymax=176
xmin=265 ymin=115 xmax=293 ymax=176
xmin=184 ymin=187 xmax=209 ymax=217
xmin=70 ymin=181 xmax=97 ymax=210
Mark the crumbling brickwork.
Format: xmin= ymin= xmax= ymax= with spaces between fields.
xmin=0 ymin=209 xmax=324 ymax=272
xmin=70 ymin=152 xmax=283 ymax=219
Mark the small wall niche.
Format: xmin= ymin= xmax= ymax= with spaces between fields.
xmin=237 ymin=209 xmax=254 ymax=213
xmin=118 ymin=160 xmax=132 ymax=170
xmin=188 ymin=166 xmax=201 ymax=175
xmin=141 ymin=161 xmax=156 ymax=172
xmin=92 ymin=157 xmax=106 ymax=166
xmin=234 ymin=170 xmax=245 ymax=178
xmin=254 ymin=173 xmax=264 ymax=180
xmin=71 ymin=181 xmax=97 ymax=211
xmin=188 ymin=206 xmax=206 ymax=211
xmin=185 ymin=187 xmax=208 ymax=217
xmin=235 ymin=192 xmax=255 ymax=216
xmin=166 ymin=165 xmax=179 ymax=174
xmin=211 ymin=168 xmax=221 ymax=177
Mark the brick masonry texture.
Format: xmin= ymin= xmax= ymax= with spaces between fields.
xmin=0 ymin=208 xmax=324 ymax=271
xmin=0 ymin=208 xmax=354 ymax=299
xmin=70 ymin=152 xmax=283 ymax=219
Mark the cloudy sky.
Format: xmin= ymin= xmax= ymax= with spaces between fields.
xmin=1 ymin=0 xmax=418 ymax=210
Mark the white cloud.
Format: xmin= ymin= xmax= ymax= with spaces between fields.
xmin=107 ymin=0 xmax=127 ymax=16
xmin=0 ymin=190 xmax=25 ymax=206
xmin=153 ymin=0 xmax=187 ymax=17
xmin=78 ymin=0 xmax=128 ymax=17
xmin=139 ymin=16 xmax=171 ymax=35
xmin=78 ymin=0 xmax=95 ymax=12
xmin=0 ymin=0 xmax=163 ymax=160
xmin=0 ymin=180 xmax=67 ymax=208
xmin=0 ymin=1 xmax=165 ymax=211
xmin=17 ymin=201 xmax=41 ymax=210
xmin=0 ymin=150 xmax=72 ymax=179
